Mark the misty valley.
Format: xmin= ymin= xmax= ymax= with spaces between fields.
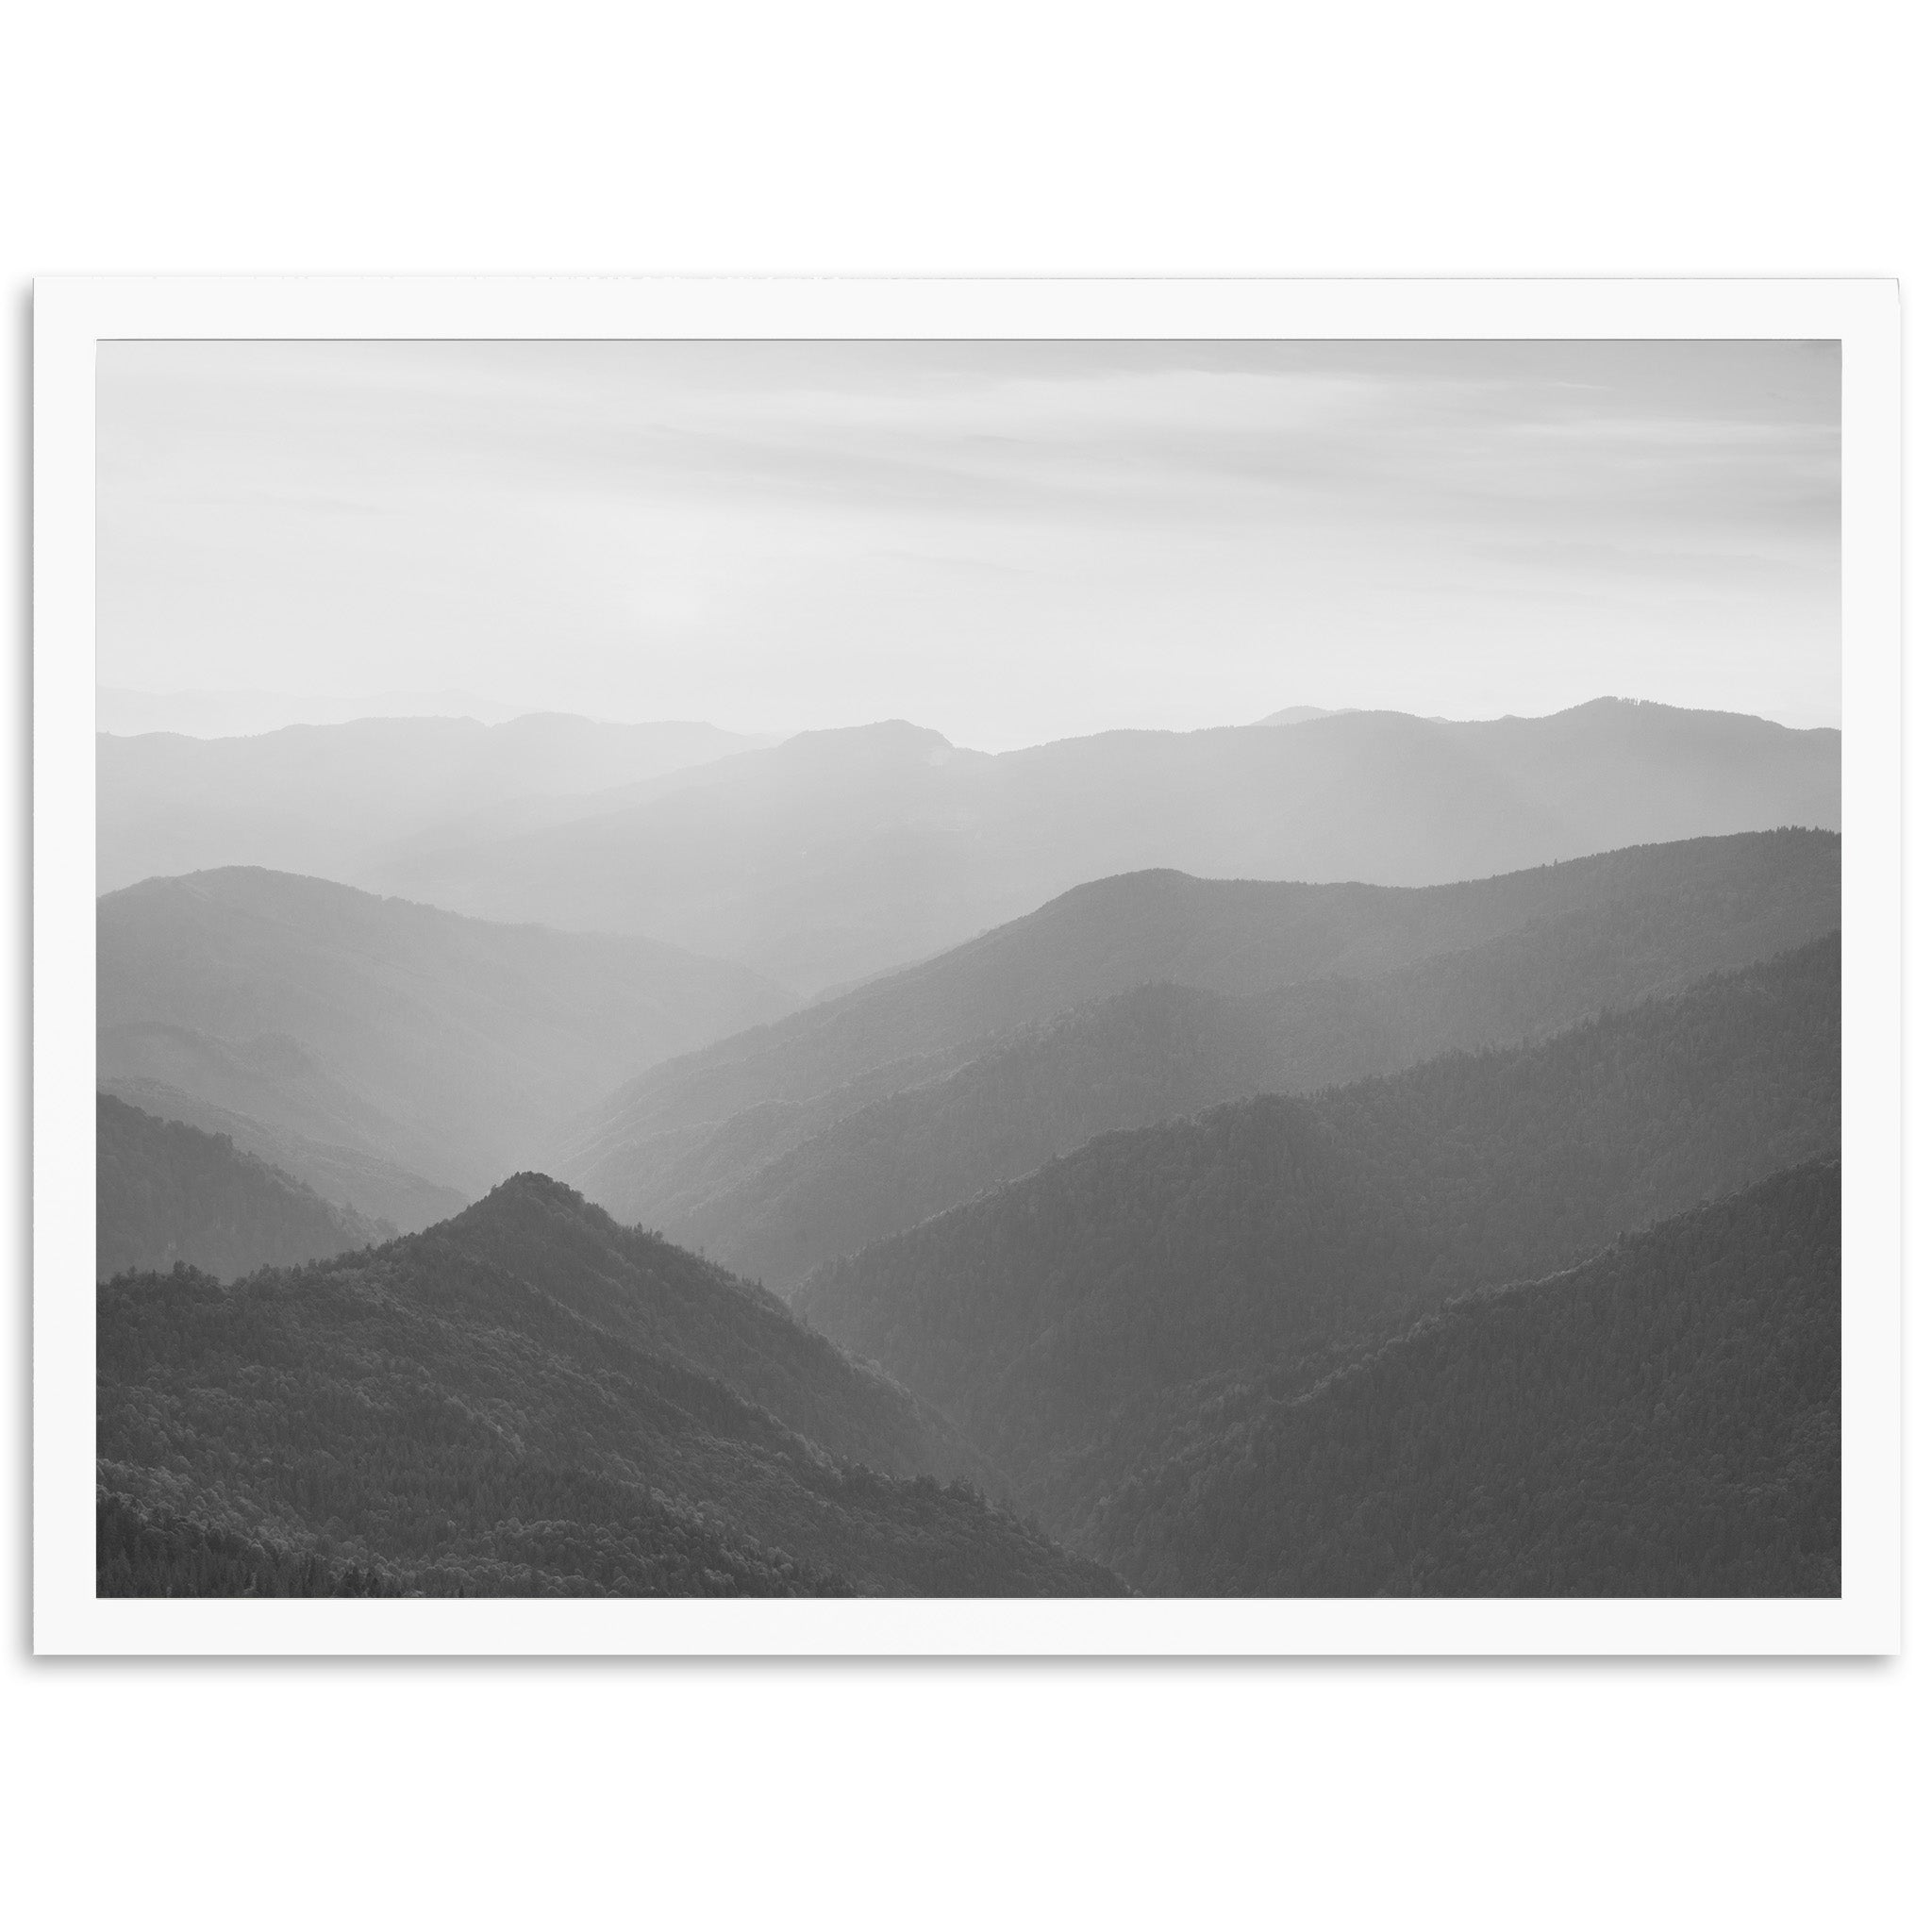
xmin=95 ymin=699 xmax=1843 ymax=1600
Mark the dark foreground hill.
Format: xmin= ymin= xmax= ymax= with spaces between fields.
xmin=96 ymin=1174 xmax=1121 ymax=1597
xmin=99 ymin=867 xmax=795 ymax=1196
xmin=371 ymin=698 xmax=1840 ymax=992
xmin=98 ymin=1093 xmax=390 ymax=1280
xmin=1100 ymin=1162 xmax=1840 ymax=1597
xmin=794 ymin=937 xmax=1840 ymax=1541
xmin=567 ymin=829 xmax=1839 ymax=1286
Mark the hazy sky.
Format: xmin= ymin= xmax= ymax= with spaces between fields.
xmin=98 ymin=339 xmax=1840 ymax=749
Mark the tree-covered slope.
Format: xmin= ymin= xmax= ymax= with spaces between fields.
xmin=675 ymin=984 xmax=1282 ymax=1289
xmin=564 ymin=826 xmax=1831 ymax=1282
xmin=1100 ymin=1162 xmax=1840 ymax=1597
xmin=793 ymin=937 xmax=1840 ymax=1537
xmin=100 ymin=1075 xmax=466 ymax=1233
xmin=1250 ymin=832 xmax=1842 ymax=1091
xmin=98 ymin=1092 xmax=391 ymax=1281
xmin=96 ymin=1174 xmax=1121 ymax=1597
xmin=572 ymin=830 xmax=1838 ymax=1288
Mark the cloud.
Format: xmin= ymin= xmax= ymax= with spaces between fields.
xmin=97 ymin=339 xmax=1841 ymax=743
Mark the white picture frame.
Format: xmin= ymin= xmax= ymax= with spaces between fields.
xmin=35 ymin=275 xmax=1901 ymax=1656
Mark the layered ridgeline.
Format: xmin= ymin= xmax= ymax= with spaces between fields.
xmin=792 ymin=936 xmax=1840 ymax=1543
xmin=98 ymin=711 xmax=769 ymax=895
xmin=1099 ymin=1162 xmax=1840 ymax=1597
xmin=369 ymin=700 xmax=1839 ymax=991
xmin=98 ymin=1093 xmax=389 ymax=1281
xmin=99 ymin=868 xmax=794 ymax=1206
xmin=98 ymin=1174 xmax=1122 ymax=1598
xmin=100 ymin=1076 xmax=465 ymax=1234
xmin=563 ymin=830 xmax=1839 ymax=1290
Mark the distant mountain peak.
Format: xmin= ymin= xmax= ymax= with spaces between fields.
xmin=775 ymin=719 xmax=958 ymax=759
xmin=1255 ymin=705 xmax=1353 ymax=727
xmin=1526 ymin=694 xmax=1831 ymax=733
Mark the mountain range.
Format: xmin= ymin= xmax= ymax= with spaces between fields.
xmin=97 ymin=711 xmax=770 ymax=896
xmin=97 ymin=1076 xmax=466 ymax=1233
xmin=98 ymin=867 xmax=793 ymax=1202
xmin=562 ymin=828 xmax=1840 ymax=1286
xmin=98 ymin=686 xmax=537 ymax=738
xmin=103 ymin=698 xmax=1839 ymax=995
xmin=369 ymin=699 xmax=1838 ymax=991
xmin=793 ymin=935 xmax=1840 ymax=1545
xmin=92 ymin=694 xmax=1844 ymax=1600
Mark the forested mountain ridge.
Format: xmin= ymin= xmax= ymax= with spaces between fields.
xmin=100 ymin=1075 xmax=466 ymax=1233
xmin=99 ymin=867 xmax=795 ymax=1194
xmin=668 ymin=983 xmax=1281 ymax=1290
xmin=564 ymin=829 xmax=1838 ymax=1275
xmin=98 ymin=1092 xmax=391 ymax=1281
xmin=364 ymin=700 xmax=1838 ymax=991
xmin=1247 ymin=832 xmax=1841 ymax=1091
xmin=97 ymin=1174 xmax=1122 ymax=1597
xmin=793 ymin=936 xmax=1840 ymax=1539
xmin=1098 ymin=1161 xmax=1840 ymax=1597
xmin=421 ymin=1174 xmax=995 ymax=1485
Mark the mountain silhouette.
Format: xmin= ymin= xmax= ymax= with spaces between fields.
xmin=563 ymin=828 xmax=1839 ymax=1278
xmin=98 ymin=867 xmax=794 ymax=1194
xmin=97 ymin=1091 xmax=391 ymax=1280
xmin=365 ymin=700 xmax=1839 ymax=991
xmin=97 ymin=711 xmax=768 ymax=894
xmin=98 ymin=1075 xmax=466 ymax=1233
xmin=793 ymin=937 xmax=1840 ymax=1541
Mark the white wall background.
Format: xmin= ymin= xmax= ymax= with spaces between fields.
xmin=3 ymin=4 xmax=1924 ymax=1926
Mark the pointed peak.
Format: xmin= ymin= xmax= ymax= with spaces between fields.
xmin=481 ymin=1171 xmax=590 ymax=1211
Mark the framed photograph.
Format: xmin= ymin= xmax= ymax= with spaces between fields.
xmin=33 ymin=276 xmax=1900 ymax=1655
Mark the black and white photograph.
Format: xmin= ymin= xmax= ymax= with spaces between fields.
xmin=49 ymin=307 xmax=1885 ymax=1624
xmin=9 ymin=9 xmax=1925 ymax=1924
